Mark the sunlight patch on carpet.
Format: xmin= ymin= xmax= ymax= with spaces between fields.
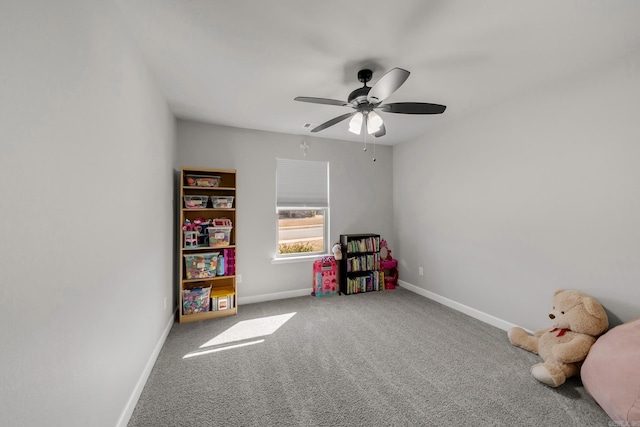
xmin=182 ymin=312 xmax=297 ymax=359
xmin=199 ymin=312 xmax=297 ymax=349
xmin=183 ymin=339 xmax=265 ymax=359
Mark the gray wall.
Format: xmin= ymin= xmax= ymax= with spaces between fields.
xmin=0 ymin=1 xmax=176 ymax=426
xmin=394 ymin=56 xmax=640 ymax=331
xmin=177 ymin=120 xmax=394 ymax=302
xmin=4 ymin=1 xmax=637 ymax=425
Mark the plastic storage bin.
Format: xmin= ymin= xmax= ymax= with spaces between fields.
xmin=184 ymin=195 xmax=209 ymax=209
xmin=184 ymin=252 xmax=219 ymax=279
xmin=212 ymin=196 xmax=234 ymax=208
xmin=185 ymin=175 xmax=221 ymax=187
xmin=207 ymin=227 xmax=232 ymax=247
xmin=210 ymin=287 xmax=235 ymax=311
xmin=208 ymin=219 xmax=233 ymax=247
xmin=182 ymin=286 xmax=211 ymax=315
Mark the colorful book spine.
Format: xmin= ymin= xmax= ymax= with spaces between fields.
xmin=345 ymin=272 xmax=385 ymax=295
xmin=346 ymin=236 xmax=380 ymax=254
xmin=346 ymin=253 xmax=380 ymax=272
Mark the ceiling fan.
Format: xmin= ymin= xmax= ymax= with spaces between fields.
xmin=294 ymin=67 xmax=446 ymax=137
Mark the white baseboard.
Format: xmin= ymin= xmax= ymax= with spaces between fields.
xmin=398 ymin=280 xmax=525 ymax=333
xmin=117 ymin=310 xmax=176 ymax=427
xmin=239 ymin=288 xmax=311 ymax=305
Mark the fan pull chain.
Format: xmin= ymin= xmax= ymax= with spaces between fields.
xmin=372 ymin=134 xmax=376 ymax=162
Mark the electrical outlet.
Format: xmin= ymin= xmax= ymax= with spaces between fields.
xmin=237 ymin=274 xmax=242 ymax=283
xmin=419 ymin=267 xmax=424 ymax=276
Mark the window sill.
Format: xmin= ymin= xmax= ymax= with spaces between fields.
xmin=271 ymin=254 xmax=329 ymax=265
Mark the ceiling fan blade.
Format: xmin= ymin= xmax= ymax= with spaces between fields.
xmin=311 ymin=112 xmax=355 ymax=133
xmin=373 ymin=123 xmax=386 ymax=138
xmin=378 ymin=102 xmax=447 ymax=114
xmin=294 ymin=97 xmax=350 ymax=107
xmin=367 ymin=68 xmax=410 ymax=104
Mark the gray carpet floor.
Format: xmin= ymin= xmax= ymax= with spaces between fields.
xmin=128 ymin=287 xmax=611 ymax=426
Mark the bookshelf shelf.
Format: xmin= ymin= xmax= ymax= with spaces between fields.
xmin=339 ymin=233 xmax=384 ymax=295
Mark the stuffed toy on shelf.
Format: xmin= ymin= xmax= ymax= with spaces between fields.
xmin=331 ymin=243 xmax=342 ymax=260
xmin=507 ymin=289 xmax=609 ymax=387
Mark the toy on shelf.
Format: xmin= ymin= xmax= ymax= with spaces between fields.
xmin=332 ymin=243 xmax=342 ymax=260
xmin=184 ymin=231 xmax=198 ymax=248
xmin=182 ymin=218 xmax=213 ymax=248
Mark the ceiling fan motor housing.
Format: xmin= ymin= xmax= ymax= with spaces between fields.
xmin=357 ymin=69 xmax=373 ymax=83
xmin=348 ymin=86 xmax=371 ymax=106
xmin=348 ymin=69 xmax=374 ymax=106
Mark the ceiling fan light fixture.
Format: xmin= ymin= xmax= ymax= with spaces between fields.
xmin=348 ymin=112 xmax=363 ymax=134
xmin=366 ymin=111 xmax=383 ymax=134
xmin=294 ymin=67 xmax=447 ymax=138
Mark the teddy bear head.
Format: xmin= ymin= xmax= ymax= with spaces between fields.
xmin=549 ymin=289 xmax=608 ymax=337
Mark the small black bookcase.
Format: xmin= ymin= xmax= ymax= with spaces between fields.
xmin=339 ymin=233 xmax=383 ymax=295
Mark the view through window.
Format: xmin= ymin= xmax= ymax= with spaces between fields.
xmin=277 ymin=209 xmax=326 ymax=255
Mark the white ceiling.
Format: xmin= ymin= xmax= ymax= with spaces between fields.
xmin=116 ymin=0 xmax=640 ymax=145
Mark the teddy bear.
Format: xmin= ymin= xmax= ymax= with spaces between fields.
xmin=332 ymin=243 xmax=342 ymax=260
xmin=507 ymin=289 xmax=608 ymax=387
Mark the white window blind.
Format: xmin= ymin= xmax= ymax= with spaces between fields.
xmin=276 ymin=158 xmax=329 ymax=208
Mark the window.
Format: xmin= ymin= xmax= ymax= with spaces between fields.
xmin=275 ymin=158 xmax=329 ymax=258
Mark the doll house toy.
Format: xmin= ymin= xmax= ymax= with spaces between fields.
xmin=184 ymin=231 xmax=198 ymax=248
xmin=312 ymin=256 xmax=338 ymax=296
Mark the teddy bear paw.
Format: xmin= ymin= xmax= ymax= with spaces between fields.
xmin=531 ymin=363 xmax=562 ymax=387
xmin=508 ymin=327 xmax=538 ymax=353
xmin=507 ymin=327 xmax=525 ymax=344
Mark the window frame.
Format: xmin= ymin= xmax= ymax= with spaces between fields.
xmin=274 ymin=158 xmax=330 ymax=261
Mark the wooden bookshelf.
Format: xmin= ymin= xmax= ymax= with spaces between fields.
xmin=178 ymin=167 xmax=237 ymax=323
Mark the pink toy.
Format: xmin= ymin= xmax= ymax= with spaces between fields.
xmin=312 ymin=257 xmax=338 ymax=296
xmin=182 ymin=219 xmax=195 ymax=232
xmin=182 ymin=218 xmax=213 ymax=247
xmin=379 ymin=239 xmax=398 ymax=289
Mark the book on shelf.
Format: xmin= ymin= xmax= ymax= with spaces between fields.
xmin=346 ymin=236 xmax=380 ymax=254
xmin=346 ymin=253 xmax=381 ymax=272
xmin=345 ymin=272 xmax=384 ymax=295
